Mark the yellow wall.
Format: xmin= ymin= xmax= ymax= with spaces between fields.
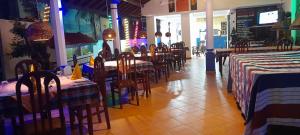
xmin=195 ymin=16 xmax=226 ymax=30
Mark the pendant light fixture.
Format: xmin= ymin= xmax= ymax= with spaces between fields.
xmin=26 ymin=1 xmax=53 ymax=42
xmin=102 ymin=0 xmax=116 ymax=41
xmin=155 ymin=31 xmax=162 ymax=37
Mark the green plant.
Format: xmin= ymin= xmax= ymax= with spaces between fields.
xmin=9 ymin=21 xmax=51 ymax=70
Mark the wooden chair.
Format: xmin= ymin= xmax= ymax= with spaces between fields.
xmin=15 ymin=59 xmax=40 ymax=80
xmin=137 ymin=45 xmax=152 ymax=97
xmin=110 ymin=52 xmax=139 ymax=109
xmin=69 ymin=57 xmax=112 ymax=133
xmin=149 ymin=44 xmax=156 ymax=51
xmin=277 ymin=38 xmax=293 ymax=51
xmin=234 ymin=39 xmax=249 ymax=53
xmin=114 ymin=48 xmax=120 ymax=60
xmin=92 ymin=56 xmax=111 ymax=129
xmin=14 ymin=71 xmax=66 ymax=135
xmin=170 ymin=43 xmax=184 ymax=70
xmin=139 ymin=45 xmax=148 ymax=61
xmin=131 ymin=46 xmax=139 ymax=54
xmin=153 ymin=47 xmax=169 ymax=82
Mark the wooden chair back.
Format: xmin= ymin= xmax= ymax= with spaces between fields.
xmin=116 ymin=52 xmax=136 ymax=83
xmin=153 ymin=47 xmax=167 ymax=64
xmin=131 ymin=46 xmax=139 ymax=54
xmin=234 ymin=39 xmax=249 ymax=53
xmin=15 ymin=71 xmax=65 ymax=134
xmin=114 ymin=48 xmax=120 ymax=59
xmin=93 ymin=56 xmax=107 ymax=96
xmin=15 ymin=60 xmax=40 ymax=80
xmin=277 ymin=38 xmax=293 ymax=51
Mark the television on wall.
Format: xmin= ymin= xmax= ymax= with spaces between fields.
xmin=258 ymin=10 xmax=279 ymax=25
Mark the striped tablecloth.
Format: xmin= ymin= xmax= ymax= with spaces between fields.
xmin=229 ymin=51 xmax=300 ymax=135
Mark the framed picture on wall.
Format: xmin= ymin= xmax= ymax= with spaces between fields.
xmin=191 ymin=0 xmax=197 ymax=10
xmin=169 ymin=0 xmax=175 ymax=12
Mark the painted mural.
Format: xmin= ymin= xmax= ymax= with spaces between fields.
xmin=63 ymin=9 xmax=110 ymax=40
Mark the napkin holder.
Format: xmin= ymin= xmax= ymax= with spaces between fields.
xmin=63 ymin=66 xmax=72 ymax=76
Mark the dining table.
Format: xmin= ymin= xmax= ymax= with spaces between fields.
xmin=0 ymin=76 xmax=100 ymax=134
xmin=214 ymin=46 xmax=300 ymax=75
xmin=82 ymin=59 xmax=155 ymax=76
xmin=228 ymin=51 xmax=300 ymax=135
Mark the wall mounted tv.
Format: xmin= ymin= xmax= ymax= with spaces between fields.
xmin=258 ymin=10 xmax=279 ymax=25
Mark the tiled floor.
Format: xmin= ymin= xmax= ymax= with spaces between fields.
xmin=93 ymin=57 xmax=245 ymax=135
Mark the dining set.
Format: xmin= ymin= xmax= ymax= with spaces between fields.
xmin=220 ymin=38 xmax=300 ymax=135
xmin=0 ymin=42 xmax=188 ymax=135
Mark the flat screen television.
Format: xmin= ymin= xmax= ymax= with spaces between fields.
xmin=258 ymin=10 xmax=279 ymax=25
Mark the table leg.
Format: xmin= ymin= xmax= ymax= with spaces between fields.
xmin=0 ymin=116 xmax=4 ymax=135
xmin=223 ymin=56 xmax=227 ymax=65
xmin=219 ymin=56 xmax=223 ymax=75
xmin=86 ymin=105 xmax=93 ymax=135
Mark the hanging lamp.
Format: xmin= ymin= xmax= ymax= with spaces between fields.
xmin=102 ymin=28 xmax=116 ymax=40
xmin=165 ymin=32 xmax=171 ymax=37
xmin=26 ymin=3 xmax=52 ymax=42
xmin=155 ymin=31 xmax=162 ymax=37
xmin=102 ymin=0 xmax=116 ymax=41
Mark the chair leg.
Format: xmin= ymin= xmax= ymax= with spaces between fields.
xmin=135 ymin=87 xmax=139 ymax=106
xmin=102 ymin=96 xmax=111 ymax=129
xmin=118 ymin=90 xmax=123 ymax=109
xmin=155 ymin=70 xmax=158 ymax=83
xmin=111 ymin=87 xmax=116 ymax=106
xmin=95 ymin=105 xmax=102 ymax=123
xmin=86 ymin=105 xmax=93 ymax=135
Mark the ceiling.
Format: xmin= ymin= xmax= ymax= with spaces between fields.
xmin=60 ymin=0 xmax=151 ymax=17
xmin=38 ymin=0 xmax=150 ymax=17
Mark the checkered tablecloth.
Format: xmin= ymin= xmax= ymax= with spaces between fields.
xmin=0 ymin=76 xmax=99 ymax=117
xmin=229 ymin=51 xmax=300 ymax=135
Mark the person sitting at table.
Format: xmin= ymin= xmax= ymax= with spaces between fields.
xmin=99 ymin=41 xmax=113 ymax=61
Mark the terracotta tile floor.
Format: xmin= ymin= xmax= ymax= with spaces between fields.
xmin=93 ymin=57 xmax=245 ymax=135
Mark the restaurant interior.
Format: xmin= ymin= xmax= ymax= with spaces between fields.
xmin=0 ymin=0 xmax=299 ymax=135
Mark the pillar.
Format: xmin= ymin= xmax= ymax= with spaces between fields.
xmin=146 ymin=16 xmax=155 ymax=45
xmin=205 ymin=0 xmax=215 ymax=71
xmin=181 ymin=13 xmax=192 ymax=58
xmin=111 ymin=3 xmax=121 ymax=51
xmin=50 ymin=0 xmax=67 ymax=66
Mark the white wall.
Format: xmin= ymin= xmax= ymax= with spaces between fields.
xmin=181 ymin=13 xmax=191 ymax=58
xmin=142 ymin=0 xmax=290 ymax=16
